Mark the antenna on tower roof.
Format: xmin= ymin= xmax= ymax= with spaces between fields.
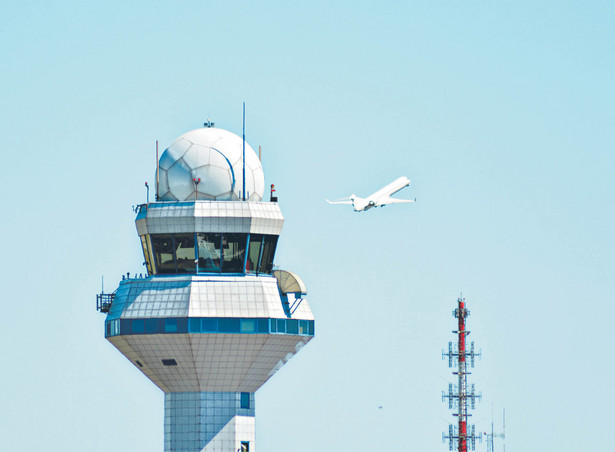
xmin=242 ymin=102 xmax=246 ymax=201
xmin=155 ymin=140 xmax=159 ymax=201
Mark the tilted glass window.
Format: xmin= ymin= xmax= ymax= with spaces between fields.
xmin=148 ymin=232 xmax=277 ymax=275
xmin=222 ymin=233 xmax=246 ymax=273
xmin=246 ymin=234 xmax=263 ymax=273
xmin=140 ymin=235 xmax=154 ymax=275
xmin=197 ymin=233 xmax=221 ymax=273
xmin=259 ymin=235 xmax=278 ymax=274
xmin=151 ymin=235 xmax=176 ymax=274
xmin=174 ymin=234 xmax=195 ymax=273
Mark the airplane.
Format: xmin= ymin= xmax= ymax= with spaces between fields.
xmin=326 ymin=176 xmax=415 ymax=212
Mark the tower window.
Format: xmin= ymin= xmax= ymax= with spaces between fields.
xmin=258 ymin=235 xmax=278 ymax=273
xmin=174 ymin=234 xmax=195 ymax=273
xmin=140 ymin=235 xmax=154 ymax=275
xmin=240 ymin=392 xmax=250 ymax=409
xmin=151 ymin=235 xmax=176 ymax=273
xmin=246 ymin=234 xmax=263 ymax=273
xmin=148 ymin=233 xmax=278 ymax=275
xmin=221 ymin=233 xmax=246 ymax=273
xmin=197 ymin=233 xmax=222 ymax=272
xmin=161 ymin=359 xmax=177 ymax=366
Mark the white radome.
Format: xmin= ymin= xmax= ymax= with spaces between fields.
xmin=157 ymin=127 xmax=265 ymax=201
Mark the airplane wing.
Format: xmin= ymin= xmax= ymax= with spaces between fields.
xmin=368 ymin=177 xmax=411 ymax=200
xmin=326 ymin=199 xmax=353 ymax=205
xmin=389 ymin=181 xmax=410 ymax=196
xmin=375 ymin=197 xmax=415 ymax=207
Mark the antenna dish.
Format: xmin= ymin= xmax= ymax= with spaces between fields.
xmin=273 ymin=270 xmax=307 ymax=296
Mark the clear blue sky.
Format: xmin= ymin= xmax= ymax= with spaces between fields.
xmin=1 ymin=1 xmax=614 ymax=451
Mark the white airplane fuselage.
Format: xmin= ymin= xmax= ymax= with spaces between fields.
xmin=361 ymin=176 xmax=410 ymax=210
xmin=328 ymin=176 xmax=413 ymax=212
xmin=351 ymin=176 xmax=410 ymax=212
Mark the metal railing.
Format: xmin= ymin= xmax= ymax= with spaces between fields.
xmin=96 ymin=293 xmax=115 ymax=313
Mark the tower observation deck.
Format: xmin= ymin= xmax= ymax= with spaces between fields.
xmin=99 ymin=126 xmax=315 ymax=452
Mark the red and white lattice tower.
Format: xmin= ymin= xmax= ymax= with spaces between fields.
xmin=442 ymin=295 xmax=481 ymax=452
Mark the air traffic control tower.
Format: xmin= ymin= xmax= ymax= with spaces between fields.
xmin=98 ymin=125 xmax=315 ymax=452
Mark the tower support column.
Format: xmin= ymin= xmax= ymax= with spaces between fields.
xmin=164 ymin=392 xmax=255 ymax=452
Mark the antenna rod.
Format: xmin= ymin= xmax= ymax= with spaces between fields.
xmin=242 ymin=102 xmax=246 ymax=201
xmin=156 ymin=140 xmax=159 ymax=201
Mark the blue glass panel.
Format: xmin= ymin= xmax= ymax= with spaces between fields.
xmin=105 ymin=322 xmax=111 ymax=336
xmin=114 ymin=317 xmax=314 ymax=336
xmin=240 ymin=319 xmax=255 ymax=333
xmin=165 ymin=318 xmax=178 ymax=332
xmin=299 ymin=320 xmax=308 ymax=335
xmin=276 ymin=319 xmax=286 ymax=333
xmin=202 ymin=318 xmax=217 ymax=332
xmin=145 ymin=318 xmax=158 ymax=333
xmin=188 ymin=318 xmax=200 ymax=333
xmin=218 ymin=318 xmax=240 ymax=333
xmin=132 ymin=319 xmax=145 ymax=333
xmin=287 ymin=319 xmax=298 ymax=334
xmin=177 ymin=317 xmax=188 ymax=333
xmin=257 ymin=318 xmax=269 ymax=333
xmin=240 ymin=392 xmax=250 ymax=409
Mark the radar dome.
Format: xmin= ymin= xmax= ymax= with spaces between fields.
xmin=157 ymin=127 xmax=265 ymax=202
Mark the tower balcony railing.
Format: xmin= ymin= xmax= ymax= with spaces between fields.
xmin=96 ymin=293 xmax=115 ymax=313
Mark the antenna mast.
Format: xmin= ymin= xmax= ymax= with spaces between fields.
xmin=242 ymin=102 xmax=246 ymax=201
xmin=442 ymin=295 xmax=482 ymax=451
xmin=155 ymin=140 xmax=159 ymax=201
xmin=486 ymin=408 xmax=505 ymax=452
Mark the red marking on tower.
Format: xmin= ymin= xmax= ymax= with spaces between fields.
xmin=442 ymin=295 xmax=481 ymax=451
